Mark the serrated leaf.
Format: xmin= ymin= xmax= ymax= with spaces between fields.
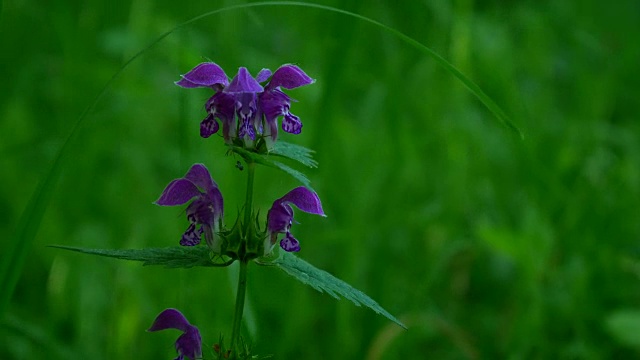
xmin=270 ymin=161 xmax=313 ymax=190
xmin=269 ymin=141 xmax=318 ymax=168
xmin=265 ymin=252 xmax=406 ymax=329
xmin=229 ymin=145 xmax=313 ymax=190
xmin=50 ymin=245 xmax=217 ymax=268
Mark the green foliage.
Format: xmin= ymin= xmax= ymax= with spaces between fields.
xmin=605 ymin=310 xmax=640 ymax=349
xmin=230 ymin=145 xmax=314 ymax=190
xmin=266 ymin=252 xmax=406 ymax=329
xmin=51 ymin=243 xmax=406 ymax=328
xmin=270 ymin=141 xmax=318 ymax=168
xmin=49 ymin=245 xmax=220 ymax=268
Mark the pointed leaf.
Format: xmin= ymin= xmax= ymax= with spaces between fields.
xmin=229 ymin=145 xmax=313 ymax=190
xmin=50 ymin=245 xmax=217 ymax=268
xmin=269 ymin=141 xmax=318 ymax=168
xmin=271 ymin=161 xmax=313 ymax=190
xmin=263 ymin=252 xmax=406 ymax=329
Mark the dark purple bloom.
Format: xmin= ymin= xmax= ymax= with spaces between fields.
xmin=176 ymin=62 xmax=314 ymax=146
xmin=224 ymin=67 xmax=264 ymax=144
xmin=260 ymin=64 xmax=313 ymax=141
xmin=148 ymin=308 xmax=202 ymax=360
xmin=266 ymin=187 xmax=325 ymax=253
xmin=155 ymin=164 xmax=223 ymax=252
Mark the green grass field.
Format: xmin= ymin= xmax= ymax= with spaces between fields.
xmin=2 ymin=0 xmax=640 ymax=358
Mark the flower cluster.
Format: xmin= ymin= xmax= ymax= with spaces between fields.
xmin=176 ymin=62 xmax=314 ymax=148
xmin=151 ymin=62 xmax=323 ymax=359
xmin=155 ymin=165 xmax=325 ymax=255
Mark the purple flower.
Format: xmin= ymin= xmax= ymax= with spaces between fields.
xmin=176 ymin=62 xmax=314 ymax=145
xmin=260 ymin=64 xmax=313 ymax=141
xmin=266 ymin=187 xmax=325 ymax=253
xmin=148 ymin=308 xmax=202 ymax=360
xmin=224 ymin=67 xmax=265 ymax=144
xmin=155 ymin=164 xmax=223 ymax=252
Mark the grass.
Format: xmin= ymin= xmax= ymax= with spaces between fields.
xmin=1 ymin=0 xmax=639 ymax=358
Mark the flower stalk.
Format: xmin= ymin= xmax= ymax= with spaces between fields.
xmin=243 ymin=161 xmax=256 ymax=232
xmin=228 ymin=159 xmax=254 ymax=357
xmin=229 ymin=259 xmax=248 ymax=357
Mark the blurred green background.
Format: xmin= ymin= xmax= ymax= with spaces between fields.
xmin=2 ymin=0 xmax=640 ymax=358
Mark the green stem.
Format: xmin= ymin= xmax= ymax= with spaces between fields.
xmin=229 ymin=259 xmax=248 ymax=356
xmin=243 ymin=161 xmax=256 ymax=227
xmin=229 ymin=160 xmax=255 ymax=356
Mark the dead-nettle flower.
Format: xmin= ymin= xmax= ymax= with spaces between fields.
xmin=148 ymin=308 xmax=202 ymax=360
xmin=266 ymin=187 xmax=325 ymax=253
xmin=155 ymin=164 xmax=223 ymax=252
xmin=175 ymin=62 xmax=314 ymax=145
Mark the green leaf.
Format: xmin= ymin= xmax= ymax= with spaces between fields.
xmin=270 ymin=141 xmax=318 ymax=168
xmin=265 ymin=252 xmax=406 ymax=329
xmin=271 ymin=161 xmax=313 ymax=189
xmin=230 ymin=145 xmax=313 ymax=190
xmin=50 ymin=245 xmax=220 ymax=268
xmin=605 ymin=309 xmax=640 ymax=348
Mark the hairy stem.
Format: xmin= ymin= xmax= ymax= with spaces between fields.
xmin=243 ymin=161 xmax=256 ymax=227
xmin=229 ymin=160 xmax=255 ymax=356
xmin=229 ymin=259 xmax=248 ymax=356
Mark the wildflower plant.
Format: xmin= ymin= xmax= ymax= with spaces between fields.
xmin=54 ymin=61 xmax=406 ymax=359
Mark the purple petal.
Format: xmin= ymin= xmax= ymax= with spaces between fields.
xmin=221 ymin=116 xmax=236 ymax=144
xmin=267 ymin=118 xmax=279 ymax=142
xmin=282 ymin=112 xmax=302 ymax=134
xmin=148 ymin=308 xmax=192 ymax=332
xmin=266 ymin=64 xmax=314 ymax=90
xmin=206 ymin=93 xmax=236 ymax=143
xmin=267 ymin=203 xmax=294 ymax=234
xmin=200 ymin=114 xmax=219 ymax=138
xmin=175 ymin=326 xmax=202 ymax=360
xmin=186 ymin=199 xmax=211 ymax=224
xmin=202 ymin=225 xmax=220 ymax=253
xmin=278 ymin=187 xmax=325 ymax=216
xmin=180 ymin=224 xmax=202 ymax=246
xmin=280 ymin=232 xmax=300 ymax=252
xmin=235 ymin=92 xmax=259 ymax=126
xmin=225 ymin=67 xmax=264 ymax=94
xmin=256 ymin=68 xmax=272 ymax=83
xmin=176 ymin=62 xmax=229 ymax=88
xmin=206 ymin=92 xmax=236 ymax=123
xmin=183 ymin=164 xmax=224 ymax=224
xmin=259 ymin=89 xmax=290 ymax=141
xmin=155 ymin=179 xmax=201 ymax=206
xmin=184 ymin=164 xmax=218 ymax=196
xmin=238 ymin=119 xmax=256 ymax=141
xmin=260 ymin=89 xmax=290 ymax=116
